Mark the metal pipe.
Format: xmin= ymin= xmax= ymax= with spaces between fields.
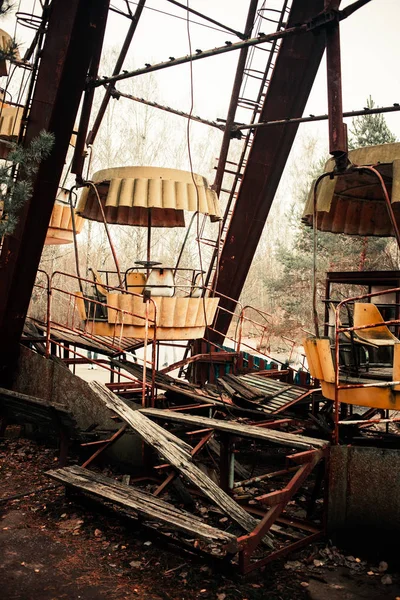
xmin=165 ymin=0 xmax=245 ymax=39
xmin=91 ymin=24 xmax=311 ymax=88
xmin=109 ymin=88 xmax=225 ymax=131
xmin=357 ymin=165 xmax=400 ymax=250
xmin=325 ymin=0 xmax=347 ymax=169
xmin=71 ymin=0 xmax=110 ymax=176
xmin=87 ymin=0 xmax=146 ymax=146
xmin=232 ymin=103 xmax=400 ymax=131
xmin=86 ymin=181 xmax=124 ymax=287
xmin=93 ymin=2 xmax=363 ymax=90
xmin=213 ymin=0 xmax=259 ymax=196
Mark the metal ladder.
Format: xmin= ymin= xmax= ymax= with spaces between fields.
xmin=200 ymin=0 xmax=292 ymax=292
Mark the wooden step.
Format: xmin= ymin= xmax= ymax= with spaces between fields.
xmin=47 ymin=465 xmax=237 ymax=552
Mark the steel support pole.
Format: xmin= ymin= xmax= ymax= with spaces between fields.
xmin=325 ymin=0 xmax=347 ymax=169
xmin=0 ymin=0 xmax=110 ymax=382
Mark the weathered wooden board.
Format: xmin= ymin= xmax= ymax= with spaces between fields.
xmin=89 ymin=381 xmax=272 ymax=545
xmin=47 ymin=465 xmax=237 ymax=551
xmin=140 ymin=408 xmax=328 ymax=450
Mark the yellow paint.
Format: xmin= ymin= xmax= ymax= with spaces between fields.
xmin=353 ymin=303 xmax=399 ymax=346
xmin=304 ymin=335 xmax=400 ymax=410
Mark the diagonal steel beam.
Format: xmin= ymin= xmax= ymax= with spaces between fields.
xmin=210 ymin=0 xmax=333 ymax=341
xmin=0 ymin=0 xmax=110 ymax=381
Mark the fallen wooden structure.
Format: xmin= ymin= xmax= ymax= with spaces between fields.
xmin=47 ymin=465 xmax=238 ymax=553
xmin=47 ymin=381 xmax=328 ymax=573
xmin=0 ymin=386 xmax=79 ymax=465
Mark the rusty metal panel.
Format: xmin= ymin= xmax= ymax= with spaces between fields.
xmin=211 ymin=0 xmax=329 ymax=340
xmin=329 ymin=445 xmax=400 ymax=545
xmin=0 ymin=0 xmax=110 ymax=380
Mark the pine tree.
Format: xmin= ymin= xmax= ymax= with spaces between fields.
xmin=267 ymin=98 xmax=398 ymax=334
xmin=349 ymin=96 xmax=396 ymax=150
xmin=0 ymin=130 xmax=55 ymax=236
xmin=0 ymin=2 xmax=19 ymax=63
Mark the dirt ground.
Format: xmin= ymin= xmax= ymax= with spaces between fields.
xmin=1 ymin=432 xmax=400 ymax=600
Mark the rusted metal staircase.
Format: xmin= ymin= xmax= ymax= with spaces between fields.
xmin=201 ymin=1 xmax=292 ymax=291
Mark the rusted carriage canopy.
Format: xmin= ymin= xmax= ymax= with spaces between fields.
xmin=303 ymin=143 xmax=400 ymax=236
xmin=76 ymin=166 xmax=220 ymax=227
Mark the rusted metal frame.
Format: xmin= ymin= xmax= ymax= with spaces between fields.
xmin=159 ymin=351 xmax=238 ymax=375
xmin=272 ymin=387 xmax=321 ymax=414
xmin=203 ymin=1 xmax=290 ymax=291
xmin=325 ymin=0 xmax=347 ymax=169
xmin=153 ymin=471 xmax=176 ymax=497
xmin=209 ymin=0 xmax=330 ymax=342
xmin=81 ymin=423 xmax=128 ymax=468
xmin=153 ymin=429 xmax=214 ymax=496
xmin=213 ymin=0 xmax=259 ymax=197
xmin=62 ymin=357 xmax=109 ymax=365
xmin=14 ymin=1 xmax=51 ymax=146
xmin=85 ymin=182 xmax=123 ymax=287
xmin=109 ymin=89 xmax=225 ymax=131
xmin=91 ymin=21 xmax=325 ymax=89
xmin=49 ymin=338 xmax=146 ymax=386
xmin=71 ymin=0 xmax=110 ymax=177
xmin=86 ymin=0 xmax=146 ymax=146
xmin=287 ymin=449 xmax=320 ymax=464
xmin=240 ymin=531 xmax=323 ymax=574
xmin=233 ymin=103 xmax=400 ymax=131
xmin=232 ymin=465 xmax=299 ymax=489
xmin=0 ymin=0 xmax=111 ymax=378
xmin=35 ymin=268 xmax=52 ymax=357
xmin=191 ymin=430 xmax=214 ymax=457
xmin=169 ymin=403 xmax=216 ymax=412
xmin=106 ymin=381 xmax=142 ymax=391
xmin=236 ymin=304 xmax=272 ymax=354
xmin=334 ymin=280 xmax=400 ymax=442
xmin=186 ymin=428 xmax=214 ymax=435
xmin=165 ymin=0 xmax=246 ymax=40
xmin=339 ymin=317 xmax=400 ymax=335
xmin=237 ymin=450 xmax=323 ymax=571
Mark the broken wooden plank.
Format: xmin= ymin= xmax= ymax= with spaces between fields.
xmin=140 ymin=408 xmax=328 ymax=450
xmin=47 ymin=465 xmax=237 ymax=551
xmin=222 ymin=374 xmax=264 ymax=400
xmin=89 ymin=381 xmax=272 ymax=545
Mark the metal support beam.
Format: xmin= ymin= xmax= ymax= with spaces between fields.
xmin=210 ymin=0 xmax=330 ymax=342
xmin=325 ymin=0 xmax=347 ymax=168
xmin=92 ymin=0 xmax=360 ymax=90
xmin=231 ymin=103 xmax=400 ymax=130
xmin=164 ymin=0 xmax=246 ymax=40
xmin=0 ymin=0 xmax=110 ymax=381
xmin=86 ymin=0 xmax=146 ymax=147
xmin=213 ymin=0 xmax=259 ymax=196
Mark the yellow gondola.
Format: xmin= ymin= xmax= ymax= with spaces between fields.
xmin=74 ymin=166 xmax=221 ymax=340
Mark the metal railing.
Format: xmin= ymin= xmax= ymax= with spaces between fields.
xmin=334 ymin=286 xmax=400 ymax=443
xmin=30 ymin=270 xmax=158 ymax=407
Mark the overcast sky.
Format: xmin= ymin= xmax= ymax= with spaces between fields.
xmin=5 ymin=0 xmax=400 ymax=193
xmin=102 ymin=0 xmax=400 ymax=141
xmin=8 ymin=1 xmax=400 ymax=144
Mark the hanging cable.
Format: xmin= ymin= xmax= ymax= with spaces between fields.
xmin=85 ymin=181 xmax=124 ymax=288
xmin=68 ymin=186 xmax=84 ymax=295
xmin=185 ymin=0 xmax=217 ymax=374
